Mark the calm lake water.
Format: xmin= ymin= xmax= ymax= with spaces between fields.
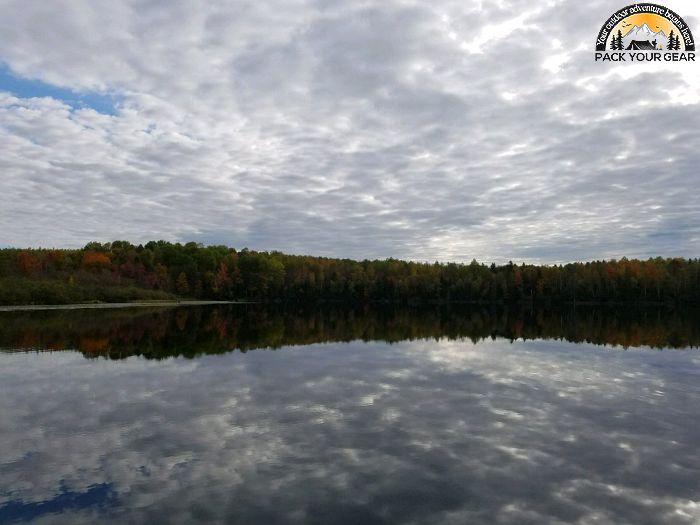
xmin=1 ymin=305 xmax=700 ymax=524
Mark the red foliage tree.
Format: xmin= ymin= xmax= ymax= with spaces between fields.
xmin=81 ymin=251 xmax=112 ymax=271
xmin=16 ymin=251 xmax=41 ymax=276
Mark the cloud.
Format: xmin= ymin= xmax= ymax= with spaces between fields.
xmin=0 ymin=0 xmax=698 ymax=262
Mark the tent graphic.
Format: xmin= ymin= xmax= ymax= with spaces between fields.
xmin=626 ymin=40 xmax=657 ymax=50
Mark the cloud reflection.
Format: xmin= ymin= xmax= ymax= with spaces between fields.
xmin=1 ymin=337 xmax=700 ymax=524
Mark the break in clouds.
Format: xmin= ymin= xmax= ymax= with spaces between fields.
xmin=0 ymin=0 xmax=699 ymax=263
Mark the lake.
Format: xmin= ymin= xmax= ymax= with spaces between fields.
xmin=1 ymin=305 xmax=700 ymax=524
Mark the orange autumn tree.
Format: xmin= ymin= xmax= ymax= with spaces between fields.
xmin=81 ymin=250 xmax=112 ymax=271
xmin=16 ymin=251 xmax=41 ymax=276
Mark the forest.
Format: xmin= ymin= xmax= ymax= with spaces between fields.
xmin=0 ymin=240 xmax=699 ymax=305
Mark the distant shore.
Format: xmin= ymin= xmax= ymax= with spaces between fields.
xmin=0 ymin=300 xmax=246 ymax=312
xmin=2 ymin=244 xmax=699 ymax=307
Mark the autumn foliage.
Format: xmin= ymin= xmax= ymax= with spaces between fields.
xmin=1 ymin=241 xmax=700 ymax=305
xmin=16 ymin=251 xmax=41 ymax=276
xmin=81 ymin=251 xmax=111 ymax=270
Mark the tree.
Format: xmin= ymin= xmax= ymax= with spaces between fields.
xmin=176 ymin=272 xmax=190 ymax=295
xmin=610 ymin=30 xmax=623 ymax=50
xmin=673 ymin=33 xmax=681 ymax=50
xmin=215 ymin=262 xmax=231 ymax=289
xmin=16 ymin=251 xmax=41 ymax=276
xmin=153 ymin=263 xmax=169 ymax=289
xmin=664 ymin=31 xmax=682 ymax=51
xmin=610 ymin=31 xmax=623 ymax=50
xmin=81 ymin=251 xmax=111 ymax=271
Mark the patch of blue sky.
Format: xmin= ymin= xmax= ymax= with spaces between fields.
xmin=0 ymin=64 xmax=119 ymax=115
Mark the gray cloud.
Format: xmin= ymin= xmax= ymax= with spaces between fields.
xmin=0 ymin=0 xmax=698 ymax=262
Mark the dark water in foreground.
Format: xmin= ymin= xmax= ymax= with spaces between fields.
xmin=1 ymin=305 xmax=700 ymax=524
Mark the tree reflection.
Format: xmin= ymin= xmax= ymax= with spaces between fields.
xmin=0 ymin=305 xmax=698 ymax=359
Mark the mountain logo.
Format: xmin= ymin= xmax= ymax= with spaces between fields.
xmin=595 ymin=4 xmax=695 ymax=62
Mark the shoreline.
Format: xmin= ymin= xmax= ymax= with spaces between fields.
xmin=0 ymin=300 xmax=249 ymax=312
xmin=0 ymin=299 xmax=695 ymax=312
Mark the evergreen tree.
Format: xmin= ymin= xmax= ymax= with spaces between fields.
xmin=610 ymin=31 xmax=623 ymax=50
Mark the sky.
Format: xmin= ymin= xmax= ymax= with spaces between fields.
xmin=0 ymin=0 xmax=699 ymax=263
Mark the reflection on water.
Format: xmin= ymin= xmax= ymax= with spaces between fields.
xmin=1 ymin=306 xmax=700 ymax=524
xmin=1 ymin=304 xmax=699 ymax=358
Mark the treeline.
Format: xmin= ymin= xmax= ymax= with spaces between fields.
xmin=2 ymin=305 xmax=699 ymax=357
xmin=1 ymin=240 xmax=699 ymax=305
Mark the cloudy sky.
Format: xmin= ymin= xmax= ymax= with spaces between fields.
xmin=0 ymin=0 xmax=698 ymax=263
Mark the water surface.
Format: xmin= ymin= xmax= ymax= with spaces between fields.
xmin=1 ymin=306 xmax=699 ymax=524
